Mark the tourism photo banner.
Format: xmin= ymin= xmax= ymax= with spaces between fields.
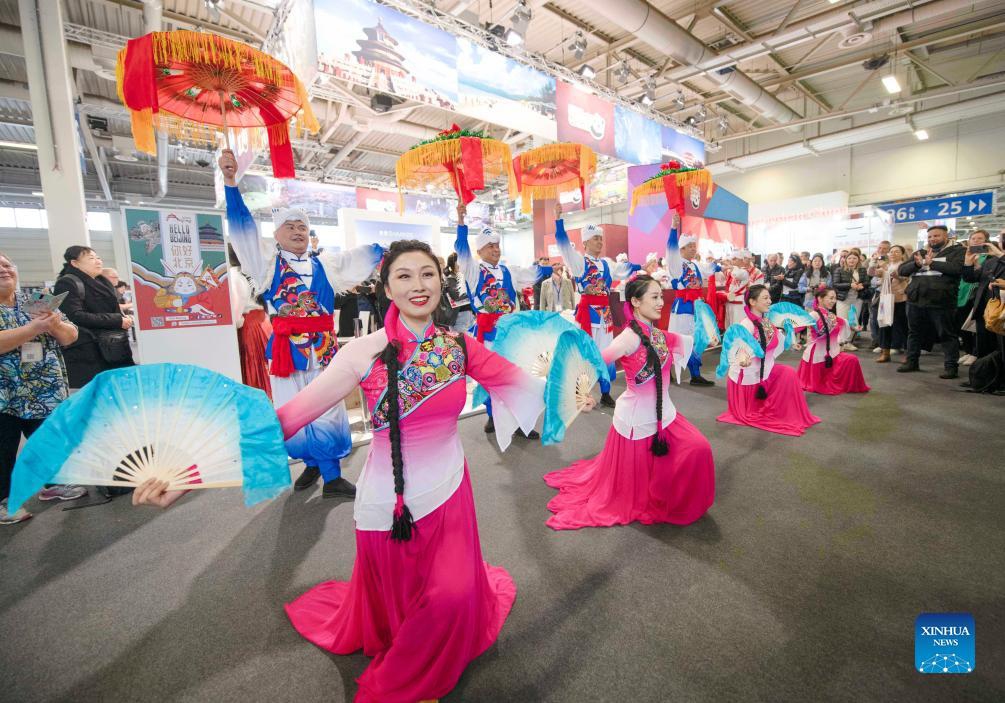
xmin=124 ymin=207 xmax=233 ymax=331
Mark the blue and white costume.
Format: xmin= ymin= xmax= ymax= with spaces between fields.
xmin=554 ymin=219 xmax=640 ymax=394
xmin=225 ymin=185 xmax=382 ymax=483
xmin=666 ymin=227 xmax=720 ymax=379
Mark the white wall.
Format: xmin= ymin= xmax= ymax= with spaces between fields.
xmin=715 ymin=115 xmax=1005 ymax=207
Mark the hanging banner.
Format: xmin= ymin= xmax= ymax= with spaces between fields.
xmin=125 ymin=207 xmax=232 ymax=331
xmin=456 ymin=39 xmax=557 ymax=141
xmin=555 ymin=81 xmax=616 ymax=158
xmin=614 ymin=105 xmax=662 ymax=165
xmin=315 ymin=0 xmax=458 ymax=109
xmin=661 ymin=126 xmax=707 ymax=168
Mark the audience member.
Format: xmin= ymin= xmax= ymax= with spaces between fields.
xmin=539 ymin=262 xmax=575 ymax=312
xmin=1 ymin=252 xmax=87 ymax=524
xmin=832 ymin=250 xmax=870 ymax=350
xmin=961 ymin=229 xmax=1005 ymax=364
xmin=866 ymin=241 xmax=892 ymax=350
xmin=779 ymin=254 xmax=803 ymax=305
xmin=53 ymin=246 xmax=134 ymax=389
xmin=444 ymin=252 xmax=473 ymax=333
xmin=873 ymin=245 xmax=910 ymax=363
xmin=897 ymin=225 xmax=965 ymax=378
xmin=957 ymin=230 xmax=1002 ymax=365
xmin=763 ymin=254 xmax=785 ymax=303
xmin=799 ymin=254 xmax=831 ymax=309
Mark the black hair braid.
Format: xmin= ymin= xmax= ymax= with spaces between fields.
xmin=818 ymin=310 xmax=833 ymax=368
xmin=381 ymin=340 xmax=415 ymax=541
xmin=753 ymin=318 xmax=769 ymax=400
xmin=629 ymin=320 xmax=669 ymax=456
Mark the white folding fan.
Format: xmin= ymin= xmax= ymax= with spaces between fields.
xmin=542 ymin=328 xmax=610 ymax=445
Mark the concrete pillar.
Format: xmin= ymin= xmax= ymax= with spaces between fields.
xmin=18 ymin=0 xmax=90 ymax=277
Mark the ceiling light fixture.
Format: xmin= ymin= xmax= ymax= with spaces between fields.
xmin=641 ymin=74 xmax=657 ymax=105
xmin=615 ymin=61 xmax=631 ymax=85
xmin=914 ymin=128 xmax=929 ymax=141
xmin=694 ymin=105 xmax=707 ymax=122
xmin=578 ymin=64 xmax=596 ymax=80
xmin=506 ymin=0 xmax=532 ymax=46
xmin=0 ymin=141 xmax=39 ymax=151
xmin=673 ymin=91 xmax=685 ymax=111
xmin=203 ymin=0 xmax=222 ymax=22
xmin=568 ymin=30 xmax=587 ymax=60
xmin=717 ymin=115 xmax=729 ymax=135
xmin=882 ymin=74 xmax=901 ymax=94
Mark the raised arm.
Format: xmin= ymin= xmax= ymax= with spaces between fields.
xmin=453 ymin=202 xmax=483 ymax=297
xmin=318 ymin=245 xmax=384 ymax=292
xmin=929 ymin=245 xmax=964 ymax=277
xmin=601 ymin=327 xmax=641 ymax=366
xmin=609 ymin=257 xmax=642 ymax=281
xmin=220 ymin=151 xmax=272 ymax=290
xmin=554 ymin=202 xmax=585 ymax=279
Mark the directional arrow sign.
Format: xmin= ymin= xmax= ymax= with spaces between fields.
xmin=877 ymin=191 xmax=996 ymax=224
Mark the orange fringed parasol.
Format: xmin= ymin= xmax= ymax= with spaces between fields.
xmin=115 ymin=30 xmax=319 ymax=179
xmin=629 ymin=160 xmax=714 ymax=214
xmin=512 ymin=143 xmax=597 ymax=214
xmin=395 ymin=124 xmax=518 ymax=210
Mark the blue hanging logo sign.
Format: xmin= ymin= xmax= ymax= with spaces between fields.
xmin=915 ymin=613 xmax=975 ymax=674
xmin=877 ymin=191 xmax=995 ymax=224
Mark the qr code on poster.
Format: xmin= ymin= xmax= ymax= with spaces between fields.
xmin=150 ymin=317 xmax=165 ymax=328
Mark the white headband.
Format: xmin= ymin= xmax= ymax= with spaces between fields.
xmin=679 ymin=234 xmax=697 ymax=247
xmin=475 ymin=227 xmax=500 ymax=252
xmin=272 ymin=207 xmax=310 ymax=229
xmin=583 ymin=224 xmax=604 ymax=240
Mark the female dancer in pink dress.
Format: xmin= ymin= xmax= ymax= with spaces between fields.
xmin=716 ymin=284 xmax=821 ymax=436
xmin=798 ymin=286 xmax=870 ymax=395
xmin=544 ymin=274 xmax=715 ymax=530
xmin=135 ymin=240 xmax=546 ymax=703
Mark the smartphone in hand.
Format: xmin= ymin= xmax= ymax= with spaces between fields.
xmin=968 ymin=244 xmax=989 ymax=254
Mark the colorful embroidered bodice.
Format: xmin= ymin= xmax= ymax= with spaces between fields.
xmin=264 ymin=255 xmax=338 ymax=369
xmin=624 ymin=327 xmax=671 ymax=385
xmin=475 ymin=265 xmax=516 ymax=314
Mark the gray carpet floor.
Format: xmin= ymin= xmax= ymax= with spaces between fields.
xmin=1 ymin=347 xmax=1003 ymax=702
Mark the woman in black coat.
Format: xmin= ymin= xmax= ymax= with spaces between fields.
xmin=53 ymin=246 xmax=134 ymax=389
xmin=962 ymin=235 xmax=1005 ymax=360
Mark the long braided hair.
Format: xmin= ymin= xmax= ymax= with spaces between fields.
xmin=624 ymin=275 xmax=669 ymax=456
xmin=813 ymin=286 xmax=836 ymax=368
xmin=378 ymin=240 xmax=444 ymax=542
xmin=744 ymin=284 xmax=771 ymax=400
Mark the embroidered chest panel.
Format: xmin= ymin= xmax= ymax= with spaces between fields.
xmin=581 ymin=258 xmax=610 ymax=295
xmin=813 ymin=310 xmax=838 ymax=337
xmin=368 ymin=332 xmax=467 ymax=431
xmin=629 ymin=329 xmax=670 ymax=384
xmin=680 ymin=263 xmax=702 ymax=288
xmin=271 ymin=257 xmax=325 ymax=318
xmin=478 ymin=268 xmax=514 ymax=313
xmin=754 ymin=318 xmax=776 ymax=347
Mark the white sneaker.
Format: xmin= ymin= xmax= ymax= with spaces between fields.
xmin=842 ymin=343 xmax=858 ymax=352
xmin=960 ymin=354 xmax=977 ymax=366
xmin=872 ymin=347 xmax=882 ymax=353
xmin=0 ymin=499 xmax=32 ymax=525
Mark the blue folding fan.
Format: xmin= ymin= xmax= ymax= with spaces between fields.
xmin=472 ymin=310 xmax=578 ymax=407
xmin=767 ymin=301 xmax=816 ymax=330
xmin=542 ymin=328 xmax=610 ymax=445
xmin=691 ymin=299 xmax=721 ymax=357
xmin=8 ymin=364 xmax=290 ymax=511
xmin=715 ymin=324 xmax=766 ymax=378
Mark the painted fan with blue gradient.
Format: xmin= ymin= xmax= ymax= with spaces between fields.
xmin=715 ymin=324 xmax=766 ymax=378
xmin=542 ymin=328 xmax=610 ymax=445
xmin=767 ymin=301 xmax=816 ymax=330
xmin=8 ymin=364 xmax=290 ymax=512
xmin=472 ymin=310 xmax=578 ymax=407
xmin=691 ymin=299 xmax=721 ymax=357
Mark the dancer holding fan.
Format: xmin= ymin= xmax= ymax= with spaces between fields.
xmin=798 ymin=287 xmax=871 ymax=395
xmin=220 ymin=151 xmax=384 ymax=498
xmin=544 ymin=274 xmax=715 ymax=530
xmin=716 ymin=285 xmax=821 ymax=436
xmin=454 ymin=202 xmax=545 ymax=436
xmin=553 ymin=201 xmax=641 ymax=407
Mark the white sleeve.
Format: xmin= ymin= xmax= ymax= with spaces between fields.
xmin=318 ymin=244 xmax=385 ymax=293
xmin=554 ymin=219 xmax=585 ymax=278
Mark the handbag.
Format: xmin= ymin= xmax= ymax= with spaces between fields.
xmin=877 ymin=270 xmax=895 ymax=328
xmin=984 ymin=290 xmax=1005 ymax=335
xmin=95 ymin=329 xmax=132 ymax=363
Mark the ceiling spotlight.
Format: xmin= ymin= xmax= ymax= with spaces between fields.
xmin=717 ymin=115 xmax=728 ymax=135
xmin=881 ymin=74 xmax=901 ymax=94
xmin=694 ymin=105 xmax=707 ymax=122
xmin=684 ymin=116 xmax=697 ymax=127
xmin=641 ymin=93 xmax=654 ymax=106
xmin=506 ymin=0 xmax=532 ymax=46
xmin=914 ymin=128 xmax=929 ymax=141
xmin=578 ymin=64 xmax=596 ymax=80
xmin=203 ymin=0 xmax=222 ymax=22
xmin=673 ymin=91 xmax=685 ymax=111
xmin=615 ymin=61 xmax=631 ymax=85
xmin=568 ymin=30 xmax=587 ymax=60
xmin=641 ymin=75 xmax=657 ymax=103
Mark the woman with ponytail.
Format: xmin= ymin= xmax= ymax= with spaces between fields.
xmin=798 ymin=286 xmax=870 ymax=395
xmin=276 ymin=240 xmax=546 ymax=702
xmin=544 ymin=274 xmax=715 ymax=530
xmin=716 ymin=284 xmax=821 ymax=436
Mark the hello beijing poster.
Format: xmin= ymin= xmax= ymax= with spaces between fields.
xmin=125 ymin=207 xmax=232 ymax=331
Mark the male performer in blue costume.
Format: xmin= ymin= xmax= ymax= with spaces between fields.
xmin=220 ymin=150 xmax=382 ymax=497
xmin=454 ymin=202 xmax=544 ymax=436
xmin=553 ymin=201 xmax=640 ymax=407
xmin=665 ymin=212 xmax=719 ymax=386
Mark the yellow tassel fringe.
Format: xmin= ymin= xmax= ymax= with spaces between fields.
xmin=513 ymin=143 xmax=597 ymax=212
xmin=629 ymin=169 xmax=714 ymax=214
xmin=395 ymin=138 xmax=517 ymax=208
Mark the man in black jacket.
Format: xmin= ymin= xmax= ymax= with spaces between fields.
xmin=897 ymin=225 xmax=965 ymax=378
xmin=764 ymin=254 xmax=785 ymax=303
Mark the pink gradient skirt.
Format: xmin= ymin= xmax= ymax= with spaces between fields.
xmin=285 ymin=468 xmax=516 ymax=703
xmin=717 ymin=364 xmax=821 ymax=437
xmin=798 ymin=353 xmax=870 ymax=395
xmin=543 ymin=415 xmax=715 ymax=530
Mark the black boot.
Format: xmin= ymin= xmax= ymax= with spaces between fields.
xmin=939 ymin=368 xmax=959 ymax=380
xmin=484 ymin=417 xmax=495 ymax=433
xmin=294 ymin=466 xmax=321 ymax=491
xmin=516 ymin=428 xmax=541 ymax=440
xmin=689 ymin=375 xmax=714 ymax=387
xmin=600 ymin=393 xmax=616 ymax=408
xmin=322 ymin=477 xmax=357 ymax=499
xmin=896 ymin=362 xmax=920 ymax=373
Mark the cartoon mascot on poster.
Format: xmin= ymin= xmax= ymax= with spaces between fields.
xmin=135 ymin=260 xmax=226 ymax=319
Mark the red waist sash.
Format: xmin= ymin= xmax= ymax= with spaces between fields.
xmin=476 ymin=311 xmax=504 ymax=342
xmin=575 ymin=294 xmax=612 ymax=334
xmin=270 ymin=314 xmax=335 ymax=377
